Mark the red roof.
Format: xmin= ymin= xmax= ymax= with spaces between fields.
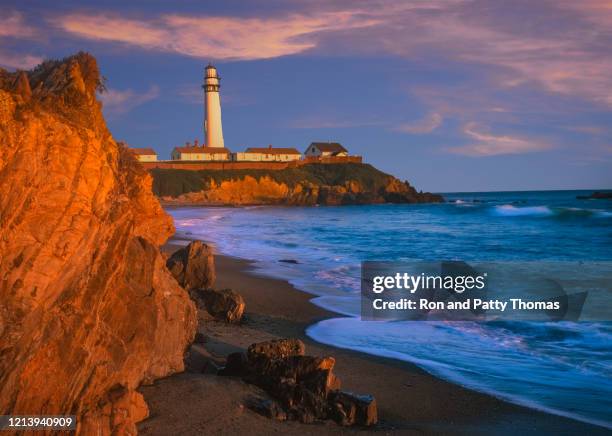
xmin=173 ymin=146 xmax=230 ymax=154
xmin=309 ymin=142 xmax=347 ymax=153
xmin=130 ymin=147 xmax=157 ymax=155
xmin=245 ymin=147 xmax=301 ymax=155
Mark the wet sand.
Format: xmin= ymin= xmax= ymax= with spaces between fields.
xmin=138 ymin=243 xmax=608 ymax=435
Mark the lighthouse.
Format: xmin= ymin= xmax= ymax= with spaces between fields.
xmin=203 ymin=64 xmax=224 ymax=148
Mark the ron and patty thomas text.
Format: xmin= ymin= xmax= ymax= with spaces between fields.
xmin=369 ymin=272 xmax=561 ymax=312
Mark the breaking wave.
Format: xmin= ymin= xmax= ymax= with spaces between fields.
xmin=491 ymin=204 xmax=611 ymax=219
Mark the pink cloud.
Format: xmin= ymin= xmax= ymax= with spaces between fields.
xmin=558 ymin=0 xmax=612 ymax=27
xmin=373 ymin=7 xmax=612 ymax=107
xmin=52 ymin=11 xmax=379 ymax=61
xmin=313 ymin=1 xmax=612 ymax=108
xmin=447 ymin=122 xmax=552 ymax=157
xmin=0 ymin=11 xmax=42 ymax=70
xmin=395 ymin=112 xmax=443 ymax=134
xmin=567 ymin=125 xmax=606 ymax=135
xmin=15 ymin=2 xmax=612 ymax=107
xmin=0 ymin=51 xmax=43 ymax=70
xmin=0 ymin=11 xmax=36 ymax=38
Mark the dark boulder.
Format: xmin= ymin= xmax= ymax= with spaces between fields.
xmin=328 ymin=391 xmax=378 ymax=426
xmin=218 ymin=351 xmax=249 ymax=377
xmin=247 ymin=338 xmax=306 ymax=360
xmin=219 ymin=338 xmax=376 ymax=426
xmin=198 ymin=288 xmax=245 ymax=323
xmin=246 ymin=397 xmax=287 ymax=421
xmin=166 ymin=240 xmax=215 ymax=290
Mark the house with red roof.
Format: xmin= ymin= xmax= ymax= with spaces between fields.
xmin=304 ymin=142 xmax=349 ymax=157
xmin=171 ymin=140 xmax=231 ymax=161
xmin=130 ymin=147 xmax=158 ymax=162
xmin=233 ymin=145 xmax=301 ymax=162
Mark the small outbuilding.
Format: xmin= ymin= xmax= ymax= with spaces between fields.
xmin=304 ymin=142 xmax=348 ymax=157
xmin=171 ymin=141 xmax=231 ymax=161
xmin=233 ymin=145 xmax=301 ymax=162
xmin=130 ymin=147 xmax=158 ymax=162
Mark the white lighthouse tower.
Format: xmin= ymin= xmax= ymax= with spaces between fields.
xmin=203 ymin=64 xmax=225 ymax=148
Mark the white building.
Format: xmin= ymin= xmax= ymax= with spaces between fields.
xmin=233 ymin=146 xmax=302 ymax=162
xmin=304 ymin=142 xmax=348 ymax=157
xmin=171 ymin=144 xmax=230 ymax=161
xmin=203 ymin=64 xmax=224 ymax=149
xmin=130 ymin=148 xmax=158 ymax=162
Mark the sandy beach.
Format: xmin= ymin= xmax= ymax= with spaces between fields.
xmin=138 ymin=242 xmax=609 ymax=435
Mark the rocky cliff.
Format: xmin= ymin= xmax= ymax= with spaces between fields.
xmin=0 ymin=53 xmax=197 ymax=434
xmin=152 ymin=164 xmax=443 ymax=206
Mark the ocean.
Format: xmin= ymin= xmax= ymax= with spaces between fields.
xmin=168 ymin=190 xmax=612 ymax=429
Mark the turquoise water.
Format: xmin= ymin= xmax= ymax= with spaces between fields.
xmin=169 ymin=190 xmax=612 ymax=428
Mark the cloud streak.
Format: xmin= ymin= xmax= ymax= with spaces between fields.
xmin=395 ymin=112 xmax=442 ymax=134
xmin=0 ymin=11 xmax=36 ymax=38
xmin=44 ymin=2 xmax=612 ymax=107
xmin=447 ymin=122 xmax=551 ymax=157
xmin=311 ymin=1 xmax=612 ymax=108
xmin=100 ymin=85 xmax=160 ymax=114
xmin=52 ymin=11 xmax=379 ymax=61
xmin=0 ymin=11 xmax=42 ymax=70
xmin=0 ymin=51 xmax=42 ymax=70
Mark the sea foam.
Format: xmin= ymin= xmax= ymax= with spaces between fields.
xmin=492 ymin=204 xmax=554 ymax=217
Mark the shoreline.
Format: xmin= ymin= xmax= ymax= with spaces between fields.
xmin=138 ymin=239 xmax=609 ymax=435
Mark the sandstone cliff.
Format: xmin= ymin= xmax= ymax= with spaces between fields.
xmin=152 ymin=165 xmax=443 ymax=206
xmin=0 ymin=53 xmax=197 ymax=434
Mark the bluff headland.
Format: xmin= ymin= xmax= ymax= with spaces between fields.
xmin=0 ymin=53 xmax=196 ymax=434
xmin=151 ymin=164 xmax=443 ymax=206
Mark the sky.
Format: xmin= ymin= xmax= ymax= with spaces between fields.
xmin=1 ymin=0 xmax=611 ymax=192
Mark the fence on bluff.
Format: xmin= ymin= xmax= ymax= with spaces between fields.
xmin=141 ymin=155 xmax=363 ymax=171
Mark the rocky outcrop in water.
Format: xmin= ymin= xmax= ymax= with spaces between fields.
xmin=576 ymin=191 xmax=612 ymax=200
xmin=0 ymin=53 xmax=197 ymax=434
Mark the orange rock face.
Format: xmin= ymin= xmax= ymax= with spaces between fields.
xmin=0 ymin=53 xmax=197 ymax=434
xmin=169 ymin=175 xmax=295 ymax=205
xmin=155 ymin=170 xmax=444 ymax=206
